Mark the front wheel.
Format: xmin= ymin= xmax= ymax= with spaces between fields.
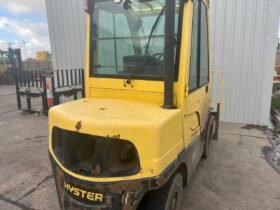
xmin=146 ymin=173 xmax=183 ymax=210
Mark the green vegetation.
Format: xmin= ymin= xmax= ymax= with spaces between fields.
xmin=271 ymin=97 xmax=280 ymax=111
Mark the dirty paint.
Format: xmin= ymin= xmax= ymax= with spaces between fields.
xmin=49 ymin=151 xmax=175 ymax=210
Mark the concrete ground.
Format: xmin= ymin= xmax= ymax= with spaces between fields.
xmin=0 ymin=85 xmax=279 ymax=210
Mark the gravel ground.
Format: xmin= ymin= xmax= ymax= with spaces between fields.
xmin=0 ymin=85 xmax=279 ymax=210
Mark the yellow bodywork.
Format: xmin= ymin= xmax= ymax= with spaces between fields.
xmin=49 ymin=98 xmax=183 ymax=182
xmin=48 ymin=0 xmax=211 ymax=183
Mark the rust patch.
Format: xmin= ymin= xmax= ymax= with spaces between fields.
xmin=50 ymin=153 xmax=147 ymax=210
xmin=105 ymin=196 xmax=113 ymax=209
xmin=91 ymin=164 xmax=101 ymax=176
xmin=156 ymin=175 xmax=166 ymax=187
xmin=122 ymin=190 xmax=132 ymax=210
xmin=108 ymin=181 xmax=143 ymax=193
xmin=108 ymin=181 xmax=144 ymax=210
xmin=75 ymin=121 xmax=82 ymax=132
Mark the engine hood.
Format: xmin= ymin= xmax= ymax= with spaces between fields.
xmin=48 ymin=98 xmax=184 ymax=178
xmin=49 ymin=98 xmax=181 ymax=134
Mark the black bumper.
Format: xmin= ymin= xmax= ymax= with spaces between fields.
xmin=49 ymin=153 xmax=165 ymax=210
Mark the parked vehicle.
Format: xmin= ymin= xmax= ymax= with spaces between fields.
xmin=0 ymin=48 xmax=22 ymax=84
xmin=48 ymin=0 xmax=219 ymax=209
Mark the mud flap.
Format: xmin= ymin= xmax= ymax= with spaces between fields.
xmin=212 ymin=103 xmax=220 ymax=140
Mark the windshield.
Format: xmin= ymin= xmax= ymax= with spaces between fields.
xmin=90 ymin=0 xmax=180 ymax=80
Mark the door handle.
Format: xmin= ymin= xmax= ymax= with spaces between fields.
xmin=206 ymin=85 xmax=209 ymax=93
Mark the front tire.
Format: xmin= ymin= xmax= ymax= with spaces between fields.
xmin=146 ymin=173 xmax=183 ymax=210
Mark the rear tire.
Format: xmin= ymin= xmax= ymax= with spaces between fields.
xmin=146 ymin=173 xmax=183 ymax=210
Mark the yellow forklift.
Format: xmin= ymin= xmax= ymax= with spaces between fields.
xmin=0 ymin=50 xmax=12 ymax=75
xmin=49 ymin=0 xmax=219 ymax=209
xmin=0 ymin=48 xmax=22 ymax=84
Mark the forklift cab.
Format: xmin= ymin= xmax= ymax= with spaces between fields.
xmin=0 ymin=48 xmax=22 ymax=74
xmin=49 ymin=0 xmax=218 ymax=209
xmin=89 ymin=0 xmax=179 ymax=78
xmin=0 ymin=51 xmax=11 ymax=74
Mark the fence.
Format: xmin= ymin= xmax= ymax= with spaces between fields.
xmin=15 ymin=70 xmax=48 ymax=114
xmin=51 ymin=69 xmax=85 ymax=105
xmin=14 ymin=69 xmax=85 ymax=115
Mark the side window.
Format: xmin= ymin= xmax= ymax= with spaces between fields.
xmin=189 ymin=0 xmax=209 ymax=91
xmin=115 ymin=13 xmax=134 ymax=72
xmin=200 ymin=2 xmax=209 ymax=86
xmin=95 ymin=9 xmax=116 ymax=74
xmin=93 ymin=10 xmax=135 ymax=74
xmin=189 ymin=0 xmax=199 ymax=91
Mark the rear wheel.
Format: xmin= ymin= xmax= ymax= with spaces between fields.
xmin=146 ymin=173 xmax=183 ymax=210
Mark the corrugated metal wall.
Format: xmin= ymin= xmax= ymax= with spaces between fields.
xmin=45 ymin=0 xmax=280 ymax=126
xmin=210 ymin=0 xmax=280 ymax=125
xmin=45 ymin=0 xmax=86 ymax=70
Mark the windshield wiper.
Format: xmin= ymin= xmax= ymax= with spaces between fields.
xmin=125 ymin=6 xmax=166 ymax=84
xmin=144 ymin=6 xmax=166 ymax=56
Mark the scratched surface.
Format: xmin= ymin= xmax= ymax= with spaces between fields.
xmin=0 ymin=85 xmax=279 ymax=210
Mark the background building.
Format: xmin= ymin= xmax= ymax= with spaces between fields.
xmin=23 ymin=51 xmax=52 ymax=75
xmin=45 ymin=0 xmax=280 ymax=126
xmin=36 ymin=51 xmax=51 ymax=61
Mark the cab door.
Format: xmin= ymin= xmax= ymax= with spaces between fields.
xmin=184 ymin=0 xmax=210 ymax=147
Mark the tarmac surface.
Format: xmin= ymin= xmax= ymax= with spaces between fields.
xmin=0 ymin=85 xmax=279 ymax=210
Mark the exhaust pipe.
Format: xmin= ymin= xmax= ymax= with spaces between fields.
xmin=163 ymin=0 xmax=176 ymax=109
